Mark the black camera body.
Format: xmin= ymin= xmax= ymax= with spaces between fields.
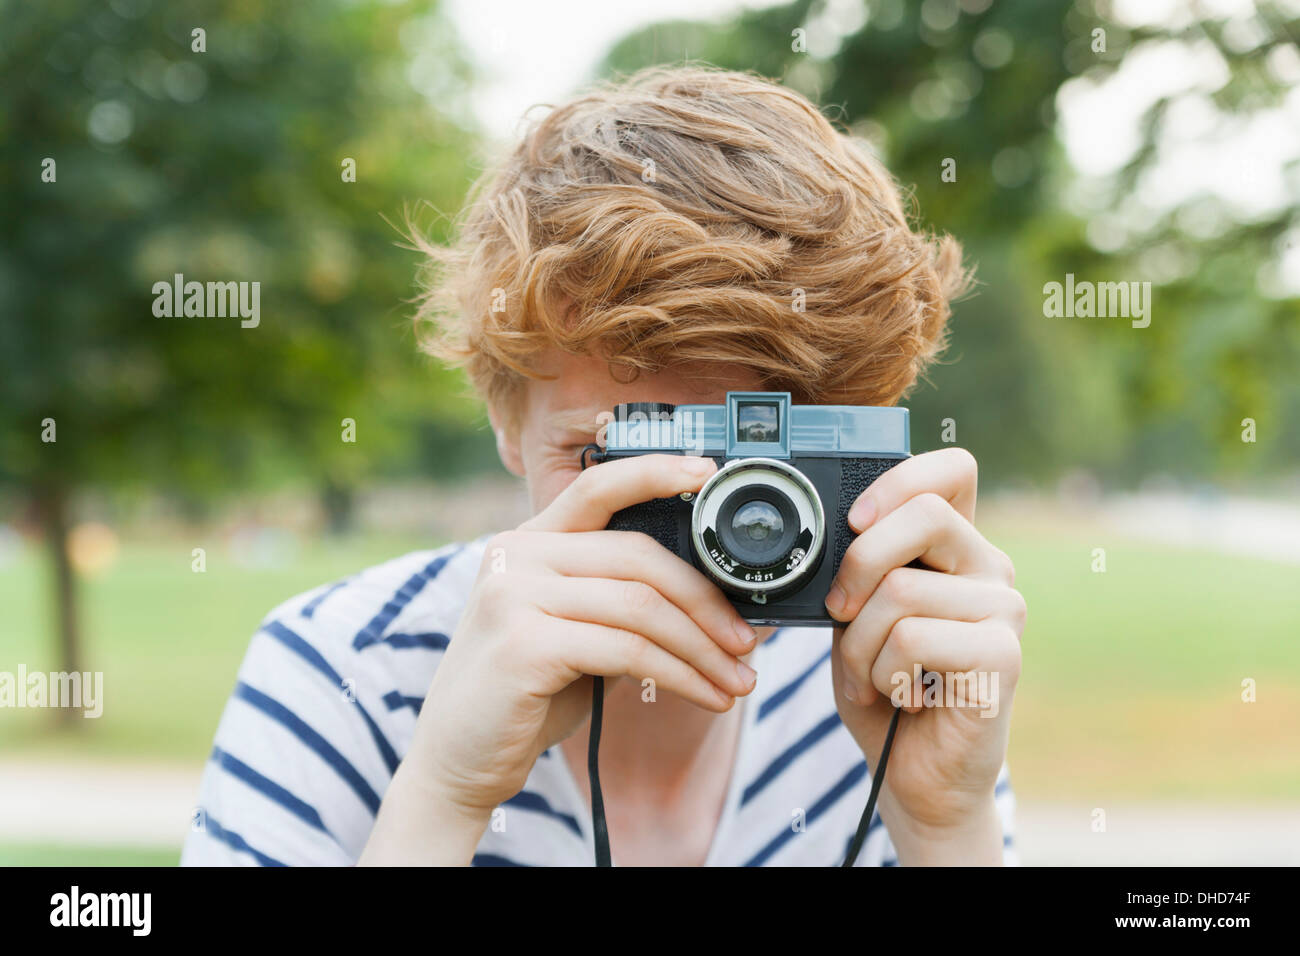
xmin=593 ymin=391 xmax=910 ymax=627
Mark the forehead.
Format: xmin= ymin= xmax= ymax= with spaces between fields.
xmin=523 ymin=350 xmax=764 ymax=433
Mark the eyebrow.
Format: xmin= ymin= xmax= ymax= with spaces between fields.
xmin=549 ymin=409 xmax=610 ymax=441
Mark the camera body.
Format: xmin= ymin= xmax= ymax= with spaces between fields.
xmin=595 ymin=391 xmax=910 ymax=627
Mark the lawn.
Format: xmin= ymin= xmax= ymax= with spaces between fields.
xmin=0 ymin=844 xmax=179 ymax=867
xmin=990 ymin=521 xmax=1300 ymax=801
xmin=2 ymin=516 xmax=1298 ymax=865
xmin=0 ymin=532 xmax=440 ymax=760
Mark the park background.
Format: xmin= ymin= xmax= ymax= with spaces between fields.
xmin=2 ymin=0 xmax=1298 ymax=864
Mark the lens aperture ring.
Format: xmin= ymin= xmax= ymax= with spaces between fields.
xmin=690 ymin=457 xmax=825 ymax=598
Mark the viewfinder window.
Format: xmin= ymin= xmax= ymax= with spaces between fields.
xmin=736 ymin=401 xmax=780 ymax=443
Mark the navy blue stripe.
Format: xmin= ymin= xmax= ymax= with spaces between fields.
xmin=995 ymin=777 xmax=1011 ymax=798
xmin=382 ymin=691 xmax=424 ymax=715
xmin=742 ymin=711 xmax=843 ymax=806
xmin=233 ymin=681 xmax=382 ymax=815
xmin=300 ymin=579 xmax=349 ymax=619
xmin=353 ymin=549 xmax=461 ymax=652
xmin=744 ymin=760 xmax=868 ymax=867
xmin=210 ymin=745 xmax=331 ymax=836
xmin=758 ymin=649 xmax=830 ymax=721
xmin=371 ymin=631 xmax=450 ymax=651
xmin=503 ymin=790 xmax=584 ymax=839
xmin=200 ymin=814 xmax=286 ymax=867
xmin=473 ymin=853 xmax=530 ymax=867
xmin=260 ymin=619 xmax=400 ymax=775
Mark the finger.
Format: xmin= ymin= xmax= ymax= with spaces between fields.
xmin=832 ymin=628 xmax=887 ymax=711
xmin=538 ymin=615 xmax=735 ymax=713
xmin=830 ymin=629 xmax=915 ymax=756
xmin=827 ymin=493 xmax=1014 ymax=622
xmin=867 ymin=617 xmax=1021 ymax=706
xmin=837 ymin=568 xmax=1015 ymax=697
xmin=522 ymin=454 xmax=716 ymax=534
xmin=507 ymin=529 xmax=757 ymax=656
xmin=526 ymin=576 xmax=757 ymax=697
xmin=847 ymin=447 xmax=979 ymax=532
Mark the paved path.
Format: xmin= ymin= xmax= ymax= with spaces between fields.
xmin=1015 ymin=803 xmax=1300 ymax=866
xmin=2 ymin=758 xmax=1297 ymax=864
xmin=986 ymin=488 xmax=1300 ymax=565
xmin=0 ymin=759 xmax=201 ymax=849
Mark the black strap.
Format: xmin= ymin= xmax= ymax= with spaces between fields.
xmin=588 ymin=676 xmax=612 ymax=866
xmin=841 ymin=705 xmax=902 ymax=867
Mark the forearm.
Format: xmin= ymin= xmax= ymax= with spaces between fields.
xmin=358 ymin=761 xmax=492 ymax=866
xmin=879 ymin=793 xmax=1005 ymax=867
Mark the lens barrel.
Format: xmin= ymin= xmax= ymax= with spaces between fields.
xmin=716 ymin=487 xmax=799 ymax=568
xmin=689 ymin=457 xmax=825 ymax=601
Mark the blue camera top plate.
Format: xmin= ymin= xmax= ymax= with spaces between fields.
xmin=605 ymin=391 xmax=910 ymax=458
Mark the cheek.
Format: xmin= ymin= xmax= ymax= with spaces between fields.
xmin=525 ymin=458 xmax=584 ymax=515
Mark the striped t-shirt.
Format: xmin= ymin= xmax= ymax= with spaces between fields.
xmin=181 ymin=539 xmax=1017 ymax=866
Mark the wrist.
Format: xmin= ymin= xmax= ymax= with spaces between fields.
xmin=879 ymin=791 xmax=1004 ymax=866
xmin=359 ymin=758 xmax=494 ymax=866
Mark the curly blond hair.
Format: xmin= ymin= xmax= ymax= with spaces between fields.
xmin=413 ymin=66 xmax=970 ymax=421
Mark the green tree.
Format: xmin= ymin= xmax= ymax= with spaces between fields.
xmin=600 ymin=0 xmax=1299 ymax=483
xmin=0 ymin=0 xmax=483 ymax=698
xmin=1034 ymin=2 xmax=1300 ymax=480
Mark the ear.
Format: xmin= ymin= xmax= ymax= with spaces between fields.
xmin=487 ymin=403 xmax=525 ymax=478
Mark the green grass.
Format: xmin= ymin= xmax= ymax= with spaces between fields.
xmin=0 ymin=532 xmax=435 ymax=760
xmin=0 ymin=843 xmax=179 ymax=866
xmin=2 ymin=519 xmax=1298 ymax=819
xmin=988 ymin=519 xmax=1300 ymax=801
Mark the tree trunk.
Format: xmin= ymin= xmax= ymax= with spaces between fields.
xmin=39 ymin=486 xmax=81 ymax=726
xmin=321 ymin=480 xmax=355 ymax=536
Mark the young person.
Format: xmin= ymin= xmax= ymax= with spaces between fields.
xmin=182 ymin=67 xmax=1025 ymax=867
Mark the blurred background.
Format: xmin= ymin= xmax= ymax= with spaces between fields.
xmin=1 ymin=0 xmax=1297 ymax=865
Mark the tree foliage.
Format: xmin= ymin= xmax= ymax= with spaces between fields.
xmin=0 ymin=0 xmax=490 ymax=512
xmin=601 ymin=0 xmax=1299 ymax=484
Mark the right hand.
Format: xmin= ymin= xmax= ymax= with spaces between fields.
xmin=401 ymin=453 xmax=759 ymax=820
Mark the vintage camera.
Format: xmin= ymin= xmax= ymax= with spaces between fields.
xmin=591 ymin=391 xmax=910 ymax=626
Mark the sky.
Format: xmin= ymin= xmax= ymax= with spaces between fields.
xmin=445 ymin=0 xmax=777 ymax=143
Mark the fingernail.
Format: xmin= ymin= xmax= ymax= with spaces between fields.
xmin=736 ymin=660 xmax=757 ymax=689
xmin=843 ymin=679 xmax=859 ymax=703
xmin=848 ymin=496 xmax=877 ymax=533
xmin=683 ymin=455 xmax=714 ymax=476
xmin=825 ymin=583 xmax=846 ymax=616
xmin=734 ymin=619 xmax=757 ymax=648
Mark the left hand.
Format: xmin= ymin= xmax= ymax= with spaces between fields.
xmin=824 ymin=448 xmax=1024 ymax=863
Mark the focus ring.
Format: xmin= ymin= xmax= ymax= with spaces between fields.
xmin=689 ymin=457 xmax=825 ymax=598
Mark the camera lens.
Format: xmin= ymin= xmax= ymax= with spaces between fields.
xmin=717 ymin=487 xmax=798 ymax=568
xmin=689 ymin=457 xmax=825 ymax=602
xmin=734 ymin=501 xmax=781 ymax=541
